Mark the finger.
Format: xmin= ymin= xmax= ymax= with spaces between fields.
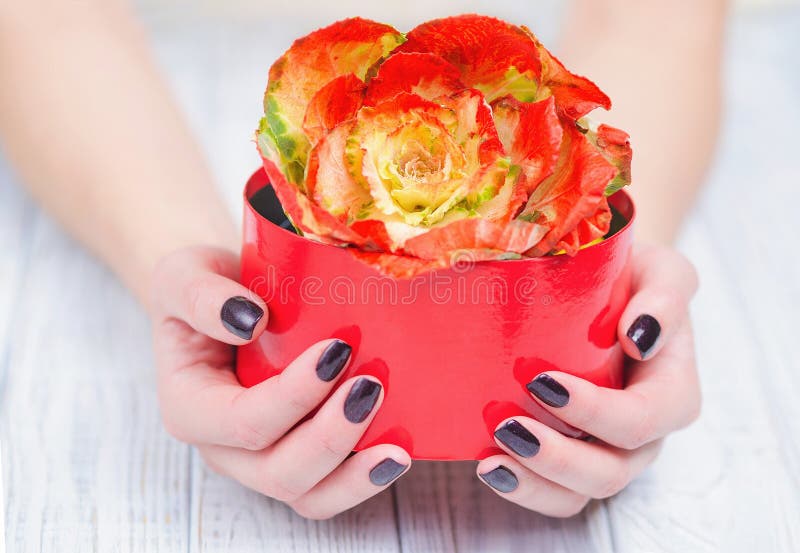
xmin=288 ymin=445 xmax=411 ymax=520
xmin=476 ymin=455 xmax=590 ymax=518
xmin=193 ymin=376 xmax=384 ymax=504
xmin=618 ymin=244 xmax=698 ymax=360
xmin=159 ymin=338 xmax=353 ymax=448
xmin=526 ymin=319 xmax=700 ymax=449
xmin=492 ymin=417 xmax=663 ymax=499
xmin=151 ymin=246 xmax=268 ymax=345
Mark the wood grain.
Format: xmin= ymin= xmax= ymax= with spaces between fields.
xmin=2 ymin=8 xmax=799 ymax=553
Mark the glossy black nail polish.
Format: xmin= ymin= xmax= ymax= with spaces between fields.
xmin=316 ymin=340 xmax=352 ymax=382
xmin=494 ymin=420 xmax=541 ymax=458
xmin=220 ymin=296 xmax=264 ymax=340
xmin=343 ymin=378 xmax=382 ymax=423
xmin=479 ymin=465 xmax=518 ymax=493
xmin=369 ymin=458 xmax=408 ymax=486
xmin=527 ymin=374 xmax=570 ymax=408
xmin=626 ymin=314 xmax=661 ymax=359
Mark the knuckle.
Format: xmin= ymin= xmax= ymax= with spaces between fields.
xmin=198 ymin=450 xmax=224 ymax=476
xmin=285 ymin=391 xmax=321 ymax=416
xmin=621 ymin=394 xmax=656 ymax=450
xmin=185 ymin=277 xmax=208 ymax=321
xmin=545 ymin=449 xmax=573 ymax=478
xmin=682 ymin=385 xmax=703 ymax=428
xmin=596 ymin=460 xmax=631 ymax=499
xmin=230 ymin=419 xmax=272 ymax=450
xmin=316 ymin=432 xmax=351 ymax=460
xmin=550 ymin=497 xmax=590 ymax=519
xmin=673 ymin=253 xmax=700 ymax=293
xmin=228 ymin=392 xmax=275 ymax=450
xmin=652 ymin=285 xmax=684 ymax=314
xmin=290 ymin=500 xmax=333 ymax=521
xmin=686 ymin=393 xmax=703 ymax=425
xmin=264 ymin=478 xmax=306 ymax=504
xmin=277 ymin=373 xmax=323 ymax=415
xmin=161 ymin=415 xmax=191 ymax=444
xmin=570 ymin=397 xmax=600 ymax=433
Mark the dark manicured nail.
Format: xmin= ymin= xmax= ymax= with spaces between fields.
xmin=626 ymin=314 xmax=661 ymax=359
xmin=527 ymin=374 xmax=570 ymax=408
xmin=479 ymin=465 xmax=518 ymax=493
xmin=343 ymin=378 xmax=382 ymax=423
xmin=316 ymin=340 xmax=352 ymax=382
xmin=220 ymin=296 xmax=264 ymax=340
xmin=494 ymin=420 xmax=541 ymax=458
xmin=369 ymin=458 xmax=408 ymax=486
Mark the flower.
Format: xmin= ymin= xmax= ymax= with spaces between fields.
xmin=257 ymin=15 xmax=632 ymax=277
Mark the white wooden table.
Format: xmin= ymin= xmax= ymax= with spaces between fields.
xmin=2 ymin=7 xmax=799 ymax=552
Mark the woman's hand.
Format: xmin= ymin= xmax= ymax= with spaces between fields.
xmin=150 ymin=246 xmax=410 ymax=520
xmin=477 ymin=244 xmax=700 ymax=517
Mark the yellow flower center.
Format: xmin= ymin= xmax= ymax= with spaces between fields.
xmin=377 ymin=121 xmax=467 ymax=225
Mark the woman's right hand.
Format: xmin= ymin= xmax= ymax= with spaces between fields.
xmin=149 ymin=246 xmax=411 ymax=519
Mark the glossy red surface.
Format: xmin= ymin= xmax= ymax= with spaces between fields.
xmin=237 ymin=168 xmax=635 ymax=460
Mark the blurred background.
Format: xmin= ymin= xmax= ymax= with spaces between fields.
xmin=1 ymin=0 xmax=799 ymax=551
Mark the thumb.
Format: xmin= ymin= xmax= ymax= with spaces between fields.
xmin=151 ymin=246 xmax=268 ymax=345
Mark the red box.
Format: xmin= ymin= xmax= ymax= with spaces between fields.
xmin=237 ymin=168 xmax=635 ymax=460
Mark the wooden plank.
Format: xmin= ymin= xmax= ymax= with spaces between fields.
xmin=607 ymin=13 xmax=800 ymax=552
xmin=188 ymin=450 xmax=401 ymax=553
xmin=392 ymin=461 xmax=613 ymax=553
xmin=0 ymin=165 xmax=35 ymax=553
xmin=606 ymin=223 xmax=800 ymax=552
xmin=0 ymin=200 xmax=192 ymax=552
xmin=0 ymin=164 xmax=31 ymax=553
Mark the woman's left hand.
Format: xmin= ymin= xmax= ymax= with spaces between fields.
xmin=477 ymin=244 xmax=701 ymax=517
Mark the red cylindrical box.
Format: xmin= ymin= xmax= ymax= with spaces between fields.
xmin=237 ymin=168 xmax=634 ymax=460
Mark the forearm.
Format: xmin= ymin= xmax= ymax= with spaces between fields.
xmin=0 ymin=0 xmax=237 ymax=308
xmin=560 ymin=0 xmax=727 ymax=243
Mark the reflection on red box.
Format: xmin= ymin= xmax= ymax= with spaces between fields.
xmin=236 ymin=168 xmax=634 ymax=460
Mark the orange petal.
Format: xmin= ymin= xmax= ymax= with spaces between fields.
xmin=400 ymin=15 xmax=542 ymax=102
xmin=304 ymin=122 xmax=372 ymax=222
xmin=303 ymin=74 xmax=366 ymax=146
xmin=262 ymin=158 xmax=366 ymax=246
xmin=593 ymin=124 xmax=632 ymax=195
xmin=553 ymin=196 xmax=612 ymax=256
xmin=403 ymin=218 xmax=548 ymax=260
xmin=263 ymin=18 xmax=404 ymax=179
xmin=349 ymin=250 xmax=450 ymax=278
xmin=492 ymin=95 xmax=562 ymax=193
xmin=521 ymin=123 xmax=617 ymax=256
xmin=521 ymin=27 xmax=611 ymax=119
xmin=364 ymin=52 xmax=465 ymax=105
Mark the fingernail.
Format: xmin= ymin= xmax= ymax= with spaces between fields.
xmin=343 ymin=378 xmax=382 ymax=423
xmin=316 ymin=340 xmax=352 ymax=382
xmin=527 ymin=374 xmax=570 ymax=408
xmin=494 ymin=420 xmax=541 ymax=458
xmin=369 ymin=458 xmax=408 ymax=486
xmin=626 ymin=314 xmax=661 ymax=359
xmin=220 ymin=296 xmax=264 ymax=340
xmin=479 ymin=465 xmax=518 ymax=493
